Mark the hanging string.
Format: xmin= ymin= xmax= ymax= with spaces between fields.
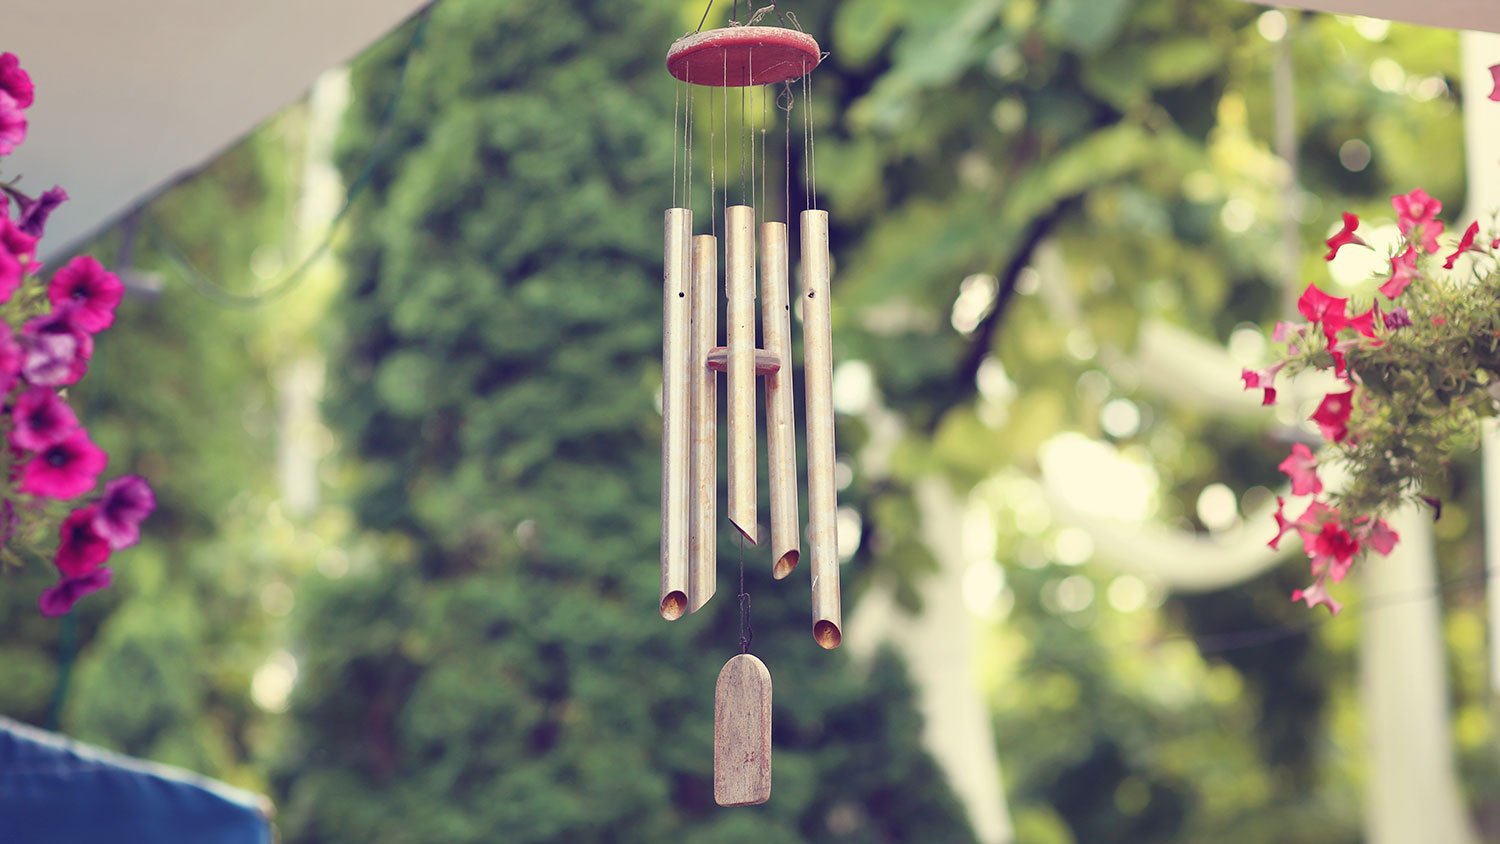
xmin=672 ymin=82 xmax=681 ymax=209
xmin=807 ymin=63 xmax=818 ymax=210
xmin=781 ymin=82 xmax=792 ymax=226
xmin=748 ymin=50 xmax=756 ymax=215
xmin=686 ymin=83 xmax=694 ymax=220
xmin=738 ymin=533 xmax=753 ymax=653
xmin=709 ymin=86 xmax=716 ymax=239
xmin=695 ymin=0 xmax=717 ymax=33
xmin=723 ymin=52 xmax=729 ymax=222
xmin=801 ymin=64 xmax=810 ymax=212
xmin=761 ymin=82 xmax=768 ymax=224
xmin=152 ymin=1 xmax=436 ymax=309
xmin=740 ymin=59 xmax=748 ymax=207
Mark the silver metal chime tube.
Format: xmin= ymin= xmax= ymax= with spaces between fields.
xmin=800 ymin=209 xmax=841 ymax=649
xmin=689 ymin=233 xmax=719 ymax=613
xmin=760 ymin=222 xmax=800 ymax=580
xmin=725 ymin=205 xmax=759 ymax=545
xmin=660 ymin=208 xmax=693 ymax=620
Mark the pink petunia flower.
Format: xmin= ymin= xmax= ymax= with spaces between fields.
xmin=20 ymin=307 xmax=93 ymax=387
xmin=1361 ymin=518 xmax=1399 ymax=555
xmin=19 ymin=428 xmax=107 ymax=499
xmin=1443 ymin=220 xmax=1481 ymax=270
xmin=1324 ymin=212 xmax=1366 ymax=261
xmin=11 ymin=185 xmax=67 ymax=238
xmin=48 ymin=256 xmax=123 ymax=334
xmin=39 ymin=568 xmax=113 ymax=617
xmin=1490 ymin=63 xmax=1500 ymax=102
xmin=93 ymin=475 xmax=155 ymax=551
xmin=53 ymin=505 xmax=112 ymax=578
xmin=1269 ymin=496 xmax=1294 ymax=550
xmin=10 ymin=387 xmax=79 ymax=451
xmin=1291 ymin=578 xmax=1342 ymax=615
xmin=0 ymin=215 xmax=37 ymax=303
xmin=1379 ymin=246 xmax=1417 ymax=299
xmin=1392 ymin=188 xmax=1440 ymax=230
xmin=0 ymin=90 xmax=25 ymax=157
xmin=1241 ymin=362 xmax=1285 ymax=406
xmin=0 ymin=53 xmax=33 ymax=108
xmin=0 ymin=322 xmax=22 ymax=395
xmin=1311 ymin=389 xmax=1354 ymax=442
xmin=1277 ymin=443 xmax=1322 ymax=496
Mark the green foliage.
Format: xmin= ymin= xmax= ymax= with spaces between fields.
xmin=275 ymin=2 xmax=974 ymax=841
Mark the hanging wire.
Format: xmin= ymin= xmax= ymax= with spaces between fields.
xmin=781 ymin=82 xmax=792 ymax=226
xmin=678 ymin=82 xmax=684 ymax=209
xmin=695 ymin=0 xmax=717 ymax=33
xmin=738 ymin=533 xmax=753 ymax=653
xmin=153 ymin=1 xmax=436 ymax=309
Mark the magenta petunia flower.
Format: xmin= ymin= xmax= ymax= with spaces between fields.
xmin=1490 ymin=63 xmax=1500 ymax=103
xmin=39 ymin=568 xmax=113 ymax=617
xmin=93 ymin=475 xmax=155 ymax=550
xmin=20 ymin=308 xmax=92 ymax=387
xmin=10 ymin=387 xmax=79 ymax=451
xmin=0 ymin=53 xmax=33 ymax=108
xmin=0 ymin=322 xmax=22 ymax=395
xmin=0 ymin=215 xmax=37 ymax=303
xmin=0 ymin=90 xmax=25 ymax=157
xmin=12 ymin=185 xmax=67 ymax=238
xmin=1383 ymin=307 xmax=1412 ymax=330
xmin=1323 ymin=212 xmax=1366 ymax=261
xmin=19 ymin=428 xmax=107 ymax=499
xmin=53 ymin=505 xmax=112 ymax=578
xmin=48 ymin=257 xmax=123 ymax=334
xmin=1277 ymin=443 xmax=1322 ymax=496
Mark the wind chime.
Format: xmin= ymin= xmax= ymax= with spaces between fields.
xmin=659 ymin=3 xmax=836 ymax=808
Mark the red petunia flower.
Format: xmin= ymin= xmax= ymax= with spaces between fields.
xmin=19 ymin=428 xmax=107 ymax=499
xmin=10 ymin=387 xmax=79 ymax=451
xmin=53 ymin=505 xmax=111 ymax=578
xmin=1379 ymin=245 xmax=1417 ymax=299
xmin=39 ymin=568 xmax=112 ymax=617
xmin=1311 ymin=389 xmax=1354 ymax=442
xmin=1296 ymin=284 xmax=1347 ymax=327
xmin=1309 ymin=519 xmax=1360 ymax=582
xmin=1277 ymin=443 xmax=1322 ymax=496
xmin=1442 ymin=220 xmax=1481 ymax=270
xmin=1324 ymin=212 xmax=1366 ymax=261
xmin=48 ymin=256 xmax=123 ymax=334
xmin=1344 ymin=304 xmax=1377 ymax=339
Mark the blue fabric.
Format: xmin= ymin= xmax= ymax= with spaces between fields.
xmin=0 ymin=716 xmax=272 ymax=844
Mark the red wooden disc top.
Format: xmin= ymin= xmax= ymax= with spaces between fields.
xmin=666 ymin=26 xmax=821 ymax=87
